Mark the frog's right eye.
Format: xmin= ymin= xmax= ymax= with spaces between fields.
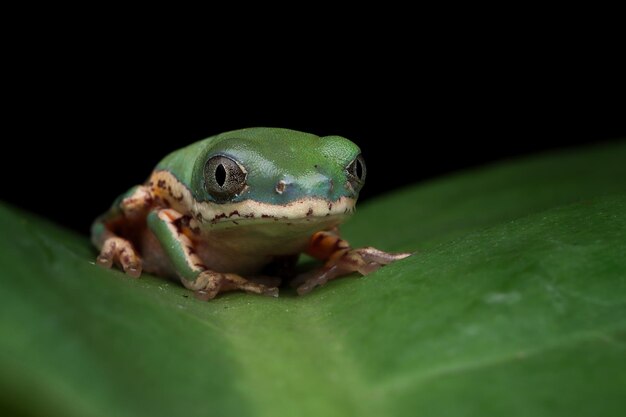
xmin=204 ymin=155 xmax=247 ymax=202
xmin=346 ymin=154 xmax=366 ymax=193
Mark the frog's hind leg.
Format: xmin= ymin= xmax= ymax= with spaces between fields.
xmin=91 ymin=185 xmax=152 ymax=278
xmin=293 ymin=230 xmax=411 ymax=295
xmin=147 ymin=208 xmax=279 ymax=300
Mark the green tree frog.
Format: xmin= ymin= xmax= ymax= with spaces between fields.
xmin=92 ymin=128 xmax=410 ymax=300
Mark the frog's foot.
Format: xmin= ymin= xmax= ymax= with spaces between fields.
xmin=294 ymin=247 xmax=411 ymax=295
xmin=183 ymin=271 xmax=280 ymax=301
xmin=96 ymin=236 xmax=142 ymax=278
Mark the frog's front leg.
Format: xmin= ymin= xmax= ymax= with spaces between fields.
xmin=147 ymin=209 xmax=279 ymax=300
xmin=92 ymin=185 xmax=153 ymax=277
xmin=294 ymin=230 xmax=411 ymax=295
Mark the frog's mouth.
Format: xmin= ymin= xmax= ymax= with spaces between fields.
xmin=193 ymin=196 xmax=356 ymax=228
xmin=149 ymin=170 xmax=356 ymax=229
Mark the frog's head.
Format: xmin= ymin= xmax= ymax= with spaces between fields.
xmin=159 ymin=128 xmax=366 ymax=228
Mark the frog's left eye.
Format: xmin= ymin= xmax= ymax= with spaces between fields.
xmin=346 ymin=154 xmax=366 ymax=192
xmin=204 ymin=155 xmax=247 ymax=202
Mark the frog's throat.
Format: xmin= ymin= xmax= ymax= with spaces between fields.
xmin=149 ymin=170 xmax=356 ymax=225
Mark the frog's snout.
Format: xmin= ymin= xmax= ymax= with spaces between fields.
xmin=274 ymin=173 xmax=336 ymax=199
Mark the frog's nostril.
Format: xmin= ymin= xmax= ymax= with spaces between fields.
xmin=275 ymin=180 xmax=287 ymax=194
xmin=275 ymin=174 xmax=333 ymax=197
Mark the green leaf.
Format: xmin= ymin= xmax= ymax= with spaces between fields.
xmin=1 ymin=142 xmax=625 ymax=417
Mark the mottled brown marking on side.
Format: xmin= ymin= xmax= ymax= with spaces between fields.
xmin=164 ymin=184 xmax=184 ymax=202
xmin=178 ymin=216 xmax=200 ymax=241
xmin=306 ymin=208 xmax=314 ymax=217
xmin=229 ymin=210 xmax=240 ymax=217
xmin=166 ymin=210 xmax=206 ymax=271
xmin=157 ymin=179 xmax=167 ymax=189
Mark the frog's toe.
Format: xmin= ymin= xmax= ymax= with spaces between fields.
xmin=187 ymin=271 xmax=279 ymax=301
xmin=222 ymin=273 xmax=280 ymax=298
xmin=123 ymin=261 xmax=142 ymax=278
xmin=96 ymin=237 xmax=143 ymax=278
xmin=347 ymin=247 xmax=411 ymax=274
xmin=247 ymin=275 xmax=283 ymax=288
xmin=333 ymin=247 xmax=410 ymax=277
xmin=293 ymin=265 xmax=345 ymax=295
xmin=96 ymin=252 xmax=114 ymax=269
xmin=295 ymin=248 xmax=411 ymax=295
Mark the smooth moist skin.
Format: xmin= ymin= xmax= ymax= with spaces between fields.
xmin=92 ymin=128 xmax=410 ymax=299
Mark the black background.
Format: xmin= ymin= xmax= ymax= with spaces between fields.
xmin=3 ymin=60 xmax=625 ymax=234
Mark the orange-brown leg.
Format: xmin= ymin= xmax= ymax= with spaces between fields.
xmin=293 ymin=230 xmax=411 ymax=295
xmin=93 ymin=185 xmax=152 ymax=278
xmin=96 ymin=230 xmax=143 ymax=277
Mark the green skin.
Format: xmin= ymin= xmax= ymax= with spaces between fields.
xmin=93 ymin=127 xmax=407 ymax=298
xmin=157 ymin=128 xmax=361 ymax=205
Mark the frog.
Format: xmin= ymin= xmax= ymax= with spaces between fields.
xmin=92 ymin=127 xmax=410 ymax=300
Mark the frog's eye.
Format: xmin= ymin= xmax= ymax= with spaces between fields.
xmin=204 ymin=155 xmax=247 ymax=202
xmin=346 ymin=154 xmax=366 ymax=192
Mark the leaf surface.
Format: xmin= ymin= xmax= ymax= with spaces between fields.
xmin=1 ymin=142 xmax=625 ymax=417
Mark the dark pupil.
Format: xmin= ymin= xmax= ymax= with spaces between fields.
xmin=215 ymin=163 xmax=226 ymax=187
xmin=355 ymin=159 xmax=363 ymax=179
